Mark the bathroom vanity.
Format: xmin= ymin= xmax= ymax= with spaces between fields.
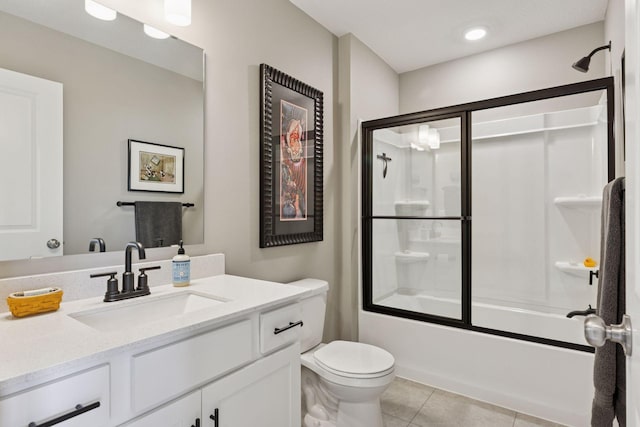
xmin=0 ymin=263 xmax=309 ymax=426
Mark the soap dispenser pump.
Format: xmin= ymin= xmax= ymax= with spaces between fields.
xmin=172 ymin=240 xmax=190 ymax=287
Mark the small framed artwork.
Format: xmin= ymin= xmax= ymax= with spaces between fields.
xmin=260 ymin=64 xmax=324 ymax=247
xmin=128 ymin=139 xmax=184 ymax=193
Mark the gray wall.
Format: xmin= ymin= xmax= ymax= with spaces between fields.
xmin=399 ymin=22 xmax=606 ymax=114
xmin=337 ymin=34 xmax=399 ymax=340
xmin=95 ymin=0 xmax=342 ymax=340
xmin=0 ymin=11 xmax=204 ymax=256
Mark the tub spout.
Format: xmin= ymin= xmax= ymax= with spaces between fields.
xmin=566 ymin=304 xmax=596 ymax=318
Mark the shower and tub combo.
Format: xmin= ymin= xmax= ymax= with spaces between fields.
xmin=359 ymin=77 xmax=614 ymax=426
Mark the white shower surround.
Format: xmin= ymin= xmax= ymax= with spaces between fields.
xmin=363 ymin=102 xmax=608 ymax=425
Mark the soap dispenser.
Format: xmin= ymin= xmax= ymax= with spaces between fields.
xmin=172 ymin=240 xmax=190 ymax=287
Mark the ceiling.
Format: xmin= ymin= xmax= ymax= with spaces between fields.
xmin=289 ymin=0 xmax=609 ymax=73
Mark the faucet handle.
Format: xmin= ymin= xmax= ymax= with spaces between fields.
xmin=90 ymin=271 xmax=119 ymax=301
xmin=137 ymin=266 xmax=161 ymax=292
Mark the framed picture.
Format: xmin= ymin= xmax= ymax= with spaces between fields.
xmin=128 ymin=139 xmax=184 ymax=193
xmin=260 ymin=64 xmax=323 ymax=247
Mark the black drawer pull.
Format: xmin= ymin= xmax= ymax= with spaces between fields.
xmin=28 ymin=401 xmax=100 ymax=427
xmin=274 ymin=320 xmax=303 ymax=335
xmin=210 ymin=408 xmax=219 ymax=427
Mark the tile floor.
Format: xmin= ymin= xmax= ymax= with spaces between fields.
xmin=381 ymin=378 xmax=566 ymax=427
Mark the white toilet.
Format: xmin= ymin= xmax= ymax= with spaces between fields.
xmin=289 ymin=279 xmax=395 ymax=427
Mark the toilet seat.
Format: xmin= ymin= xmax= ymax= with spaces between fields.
xmin=313 ymin=341 xmax=395 ymax=379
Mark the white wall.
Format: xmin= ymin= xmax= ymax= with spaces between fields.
xmin=605 ymin=0 xmax=626 ymax=176
xmin=337 ymin=34 xmax=399 ymax=339
xmin=400 ymin=22 xmax=606 ymax=114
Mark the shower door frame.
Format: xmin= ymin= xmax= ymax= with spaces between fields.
xmin=361 ymin=76 xmax=615 ymax=352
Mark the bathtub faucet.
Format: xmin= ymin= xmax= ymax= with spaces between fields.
xmin=566 ymin=304 xmax=596 ymax=318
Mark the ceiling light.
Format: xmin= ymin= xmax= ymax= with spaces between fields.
xmin=144 ymin=24 xmax=170 ymax=40
xmin=464 ymin=27 xmax=487 ymax=41
xmin=165 ymin=0 xmax=191 ymax=26
xmin=85 ymin=0 xmax=117 ymax=21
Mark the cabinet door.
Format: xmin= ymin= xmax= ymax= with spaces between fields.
xmin=202 ymin=344 xmax=300 ymax=427
xmin=123 ymin=390 xmax=201 ymax=427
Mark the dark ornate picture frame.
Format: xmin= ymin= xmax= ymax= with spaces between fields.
xmin=260 ymin=64 xmax=323 ymax=247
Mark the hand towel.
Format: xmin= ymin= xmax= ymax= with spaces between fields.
xmin=134 ymin=201 xmax=183 ymax=248
xmin=591 ymin=177 xmax=625 ymax=427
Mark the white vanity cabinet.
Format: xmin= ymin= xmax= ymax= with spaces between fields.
xmin=0 ymin=365 xmax=110 ymax=427
xmin=0 ymin=273 xmax=308 ymax=427
xmin=121 ymin=303 xmax=302 ymax=427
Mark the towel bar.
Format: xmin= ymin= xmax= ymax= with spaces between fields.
xmin=117 ymin=201 xmax=194 ymax=207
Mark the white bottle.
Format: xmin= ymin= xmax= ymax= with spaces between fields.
xmin=172 ymin=240 xmax=190 ymax=287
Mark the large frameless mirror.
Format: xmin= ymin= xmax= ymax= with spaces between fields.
xmin=0 ymin=0 xmax=204 ymax=262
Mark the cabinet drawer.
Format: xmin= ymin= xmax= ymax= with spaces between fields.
xmin=260 ymin=304 xmax=302 ymax=354
xmin=131 ymin=320 xmax=252 ymax=413
xmin=0 ymin=365 xmax=110 ymax=427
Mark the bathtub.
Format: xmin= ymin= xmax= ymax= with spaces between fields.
xmin=377 ymin=291 xmax=588 ymax=345
xmin=360 ymin=294 xmax=595 ymax=426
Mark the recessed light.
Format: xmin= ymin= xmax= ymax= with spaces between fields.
xmin=464 ymin=27 xmax=487 ymax=41
xmin=85 ymin=0 xmax=117 ymax=21
xmin=165 ymin=0 xmax=192 ymax=26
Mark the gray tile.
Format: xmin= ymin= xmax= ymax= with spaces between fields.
xmin=411 ymin=389 xmax=516 ymax=427
xmin=384 ymin=413 xmax=411 ymax=427
xmin=514 ymin=413 xmax=566 ymax=427
xmin=381 ymin=377 xmax=435 ymax=422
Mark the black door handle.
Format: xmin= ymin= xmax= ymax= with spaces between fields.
xmin=28 ymin=401 xmax=100 ymax=427
xmin=210 ymin=408 xmax=219 ymax=427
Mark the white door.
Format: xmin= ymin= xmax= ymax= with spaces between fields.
xmin=0 ymin=68 xmax=63 ymax=260
xmin=626 ymin=0 xmax=640 ymax=425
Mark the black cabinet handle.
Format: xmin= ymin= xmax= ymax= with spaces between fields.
xmin=210 ymin=408 xmax=219 ymax=427
xmin=28 ymin=401 xmax=100 ymax=427
xmin=274 ymin=320 xmax=303 ymax=335
xmin=191 ymin=417 xmax=201 ymax=427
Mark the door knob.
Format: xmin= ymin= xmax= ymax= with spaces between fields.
xmin=584 ymin=314 xmax=632 ymax=356
xmin=46 ymin=238 xmax=61 ymax=249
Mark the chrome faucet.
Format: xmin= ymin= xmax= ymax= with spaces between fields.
xmin=123 ymin=242 xmax=146 ymax=293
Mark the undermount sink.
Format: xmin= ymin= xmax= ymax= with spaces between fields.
xmin=69 ymin=292 xmax=226 ymax=332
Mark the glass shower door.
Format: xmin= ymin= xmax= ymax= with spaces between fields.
xmin=471 ymin=90 xmax=610 ymax=345
xmin=365 ymin=116 xmax=465 ymax=321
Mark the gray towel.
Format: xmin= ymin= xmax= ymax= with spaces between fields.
xmin=591 ymin=177 xmax=625 ymax=427
xmin=134 ymin=201 xmax=183 ymax=248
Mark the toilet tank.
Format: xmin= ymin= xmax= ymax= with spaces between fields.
xmin=287 ymin=279 xmax=329 ymax=353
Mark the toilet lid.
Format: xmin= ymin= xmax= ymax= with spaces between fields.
xmin=313 ymin=341 xmax=394 ymax=376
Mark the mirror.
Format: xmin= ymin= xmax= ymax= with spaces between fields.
xmin=0 ymin=0 xmax=204 ymax=261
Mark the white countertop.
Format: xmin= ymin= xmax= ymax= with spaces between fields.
xmin=0 ymin=274 xmax=311 ymax=395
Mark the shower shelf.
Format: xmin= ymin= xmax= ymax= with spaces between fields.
xmin=554 ymin=261 xmax=597 ymax=276
xmin=553 ymin=196 xmax=601 ymax=209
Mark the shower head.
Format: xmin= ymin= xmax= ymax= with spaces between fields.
xmin=572 ymin=42 xmax=611 ymax=73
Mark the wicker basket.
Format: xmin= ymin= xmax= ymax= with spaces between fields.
xmin=7 ymin=288 xmax=63 ymax=318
